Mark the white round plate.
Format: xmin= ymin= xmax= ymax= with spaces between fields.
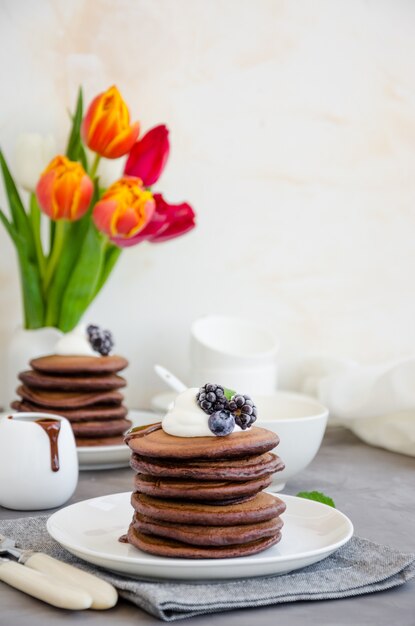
xmin=77 ymin=410 xmax=160 ymax=471
xmin=47 ymin=492 xmax=353 ymax=580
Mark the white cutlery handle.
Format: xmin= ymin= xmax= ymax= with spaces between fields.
xmin=24 ymin=553 xmax=118 ymax=610
xmin=0 ymin=560 xmax=92 ymax=610
xmin=154 ymin=364 xmax=187 ymax=393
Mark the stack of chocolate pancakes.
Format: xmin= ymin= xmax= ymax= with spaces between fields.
xmin=11 ymin=354 xmax=131 ymax=446
xmin=125 ymin=423 xmax=286 ymax=558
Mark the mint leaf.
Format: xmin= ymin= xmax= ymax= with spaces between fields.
xmin=223 ymin=387 xmax=236 ymax=401
xmin=296 ymin=491 xmax=336 ymax=508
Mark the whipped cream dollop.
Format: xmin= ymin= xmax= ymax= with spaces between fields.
xmin=55 ymin=324 xmax=98 ymax=357
xmin=162 ymin=388 xmax=243 ymax=437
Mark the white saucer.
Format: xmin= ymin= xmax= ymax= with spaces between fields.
xmin=47 ymin=492 xmax=353 ymax=580
xmin=77 ymin=410 xmax=159 ymax=471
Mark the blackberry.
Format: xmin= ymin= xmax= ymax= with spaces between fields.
xmin=87 ymin=324 xmax=114 ymax=356
xmin=87 ymin=324 xmax=100 ymax=335
xmin=196 ymin=384 xmax=228 ymax=415
xmin=208 ymin=410 xmax=235 ymax=436
xmin=228 ymin=394 xmax=257 ymax=430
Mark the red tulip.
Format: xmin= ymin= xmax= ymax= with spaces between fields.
xmin=124 ymin=125 xmax=170 ymax=186
xmin=36 ymin=155 xmax=93 ymax=221
xmin=112 ymin=193 xmax=195 ymax=247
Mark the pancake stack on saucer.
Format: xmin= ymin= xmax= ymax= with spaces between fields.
xmin=125 ymin=421 xmax=286 ymax=558
xmin=11 ymin=354 xmax=131 ymax=447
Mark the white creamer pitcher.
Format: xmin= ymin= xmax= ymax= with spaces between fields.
xmin=0 ymin=412 xmax=78 ymax=510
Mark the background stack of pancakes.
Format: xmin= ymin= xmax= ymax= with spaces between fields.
xmin=11 ymin=354 xmax=131 ymax=447
xmin=125 ymin=423 xmax=286 ymax=558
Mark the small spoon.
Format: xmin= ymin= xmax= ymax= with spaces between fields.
xmin=154 ymin=365 xmax=187 ymax=393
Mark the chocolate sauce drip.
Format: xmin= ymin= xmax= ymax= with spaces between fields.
xmin=118 ymin=534 xmax=129 ymax=543
xmin=124 ymin=422 xmax=161 ymax=443
xmin=35 ymin=419 xmax=61 ymax=472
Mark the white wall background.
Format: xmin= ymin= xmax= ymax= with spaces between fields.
xmin=1 ymin=0 xmax=415 ymax=407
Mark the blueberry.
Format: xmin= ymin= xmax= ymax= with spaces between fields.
xmin=208 ymin=410 xmax=235 ymax=436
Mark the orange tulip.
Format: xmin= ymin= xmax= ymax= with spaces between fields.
xmin=81 ymin=86 xmax=139 ymax=159
xmin=92 ymin=177 xmax=155 ymax=239
xmin=36 ymin=155 xmax=93 ymax=221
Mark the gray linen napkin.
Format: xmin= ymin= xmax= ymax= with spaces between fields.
xmin=0 ymin=515 xmax=414 ymax=621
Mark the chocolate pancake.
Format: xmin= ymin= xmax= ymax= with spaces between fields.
xmin=133 ymin=473 xmax=273 ymax=501
xmin=19 ymin=370 xmax=126 ymax=391
xmin=17 ymin=385 xmax=123 ymax=409
xmin=131 ymin=492 xmax=286 ymax=525
xmin=126 ymin=423 xmax=279 ymax=460
xmin=30 ymin=355 xmax=128 ymax=374
xmin=133 ymin=512 xmax=283 ymax=546
xmin=127 ymin=525 xmax=282 ymax=558
xmin=75 ymin=435 xmax=126 ymax=446
xmin=71 ymin=418 xmax=132 ymax=437
xmin=130 ymin=451 xmax=283 ymax=481
xmin=11 ymin=400 xmax=128 ymax=422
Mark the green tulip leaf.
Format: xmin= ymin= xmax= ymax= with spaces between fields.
xmin=18 ymin=254 xmax=46 ymax=329
xmin=1 ymin=208 xmax=45 ymax=328
xmin=44 ymin=216 xmax=90 ymax=326
xmin=0 ymin=208 xmax=20 ymax=245
xmin=58 ymin=222 xmax=106 ymax=331
xmin=93 ymin=243 xmax=122 ymax=300
xmin=66 ymin=87 xmax=87 ymax=170
xmin=0 ymin=150 xmax=33 ymax=248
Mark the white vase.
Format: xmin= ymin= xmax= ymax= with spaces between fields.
xmin=4 ymin=327 xmax=63 ymax=410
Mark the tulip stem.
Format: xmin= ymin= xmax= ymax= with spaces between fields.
xmin=43 ymin=220 xmax=66 ymax=292
xmin=89 ymin=154 xmax=101 ymax=180
xmin=29 ymin=194 xmax=46 ymax=279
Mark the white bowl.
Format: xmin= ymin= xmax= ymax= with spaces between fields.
xmin=255 ymin=392 xmax=329 ymax=491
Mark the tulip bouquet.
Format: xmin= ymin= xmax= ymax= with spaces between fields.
xmin=0 ymin=86 xmax=195 ymax=331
